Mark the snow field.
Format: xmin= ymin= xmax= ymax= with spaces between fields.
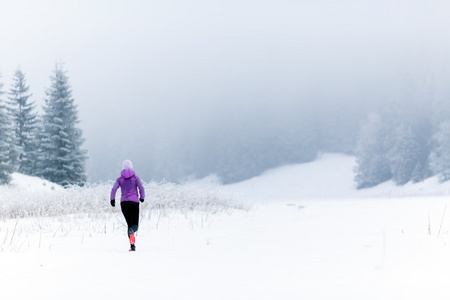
xmin=2 ymin=197 xmax=450 ymax=299
xmin=2 ymin=154 xmax=450 ymax=299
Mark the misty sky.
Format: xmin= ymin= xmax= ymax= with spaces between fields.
xmin=1 ymin=0 xmax=450 ymax=182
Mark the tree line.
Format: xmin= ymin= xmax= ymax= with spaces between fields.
xmin=0 ymin=64 xmax=87 ymax=186
xmin=145 ymin=92 xmax=450 ymax=188
xmin=355 ymin=96 xmax=450 ymax=189
xmin=145 ymin=99 xmax=367 ymax=184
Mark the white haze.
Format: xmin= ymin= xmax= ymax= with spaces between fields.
xmin=1 ymin=0 xmax=450 ymax=182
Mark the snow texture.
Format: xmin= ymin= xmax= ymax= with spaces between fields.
xmin=2 ymin=153 xmax=450 ymax=299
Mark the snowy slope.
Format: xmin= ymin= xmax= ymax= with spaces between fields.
xmin=8 ymin=153 xmax=450 ymax=198
xmin=10 ymin=173 xmax=63 ymax=191
xmin=224 ymin=153 xmax=450 ymax=201
xmin=223 ymin=153 xmax=357 ymax=201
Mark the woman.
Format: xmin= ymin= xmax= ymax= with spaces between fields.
xmin=110 ymin=159 xmax=145 ymax=251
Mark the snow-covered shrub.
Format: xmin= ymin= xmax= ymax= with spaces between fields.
xmin=0 ymin=181 xmax=244 ymax=219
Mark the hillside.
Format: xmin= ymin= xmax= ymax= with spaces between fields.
xmin=223 ymin=153 xmax=450 ymax=201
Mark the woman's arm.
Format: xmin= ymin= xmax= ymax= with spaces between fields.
xmin=136 ymin=175 xmax=145 ymax=200
xmin=111 ymin=178 xmax=120 ymax=200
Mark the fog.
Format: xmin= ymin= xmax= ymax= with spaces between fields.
xmin=1 ymin=0 xmax=450 ymax=183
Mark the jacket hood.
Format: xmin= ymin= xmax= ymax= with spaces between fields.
xmin=121 ymin=168 xmax=135 ymax=179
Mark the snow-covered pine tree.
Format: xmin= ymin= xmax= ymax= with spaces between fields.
xmin=429 ymin=120 xmax=450 ymax=182
xmin=354 ymin=113 xmax=392 ymax=189
xmin=39 ymin=65 xmax=87 ymax=186
xmin=0 ymin=74 xmax=18 ymax=184
xmin=386 ymin=122 xmax=421 ymax=185
xmin=7 ymin=68 xmax=40 ymax=175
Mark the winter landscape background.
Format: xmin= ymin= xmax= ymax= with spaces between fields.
xmin=2 ymin=1 xmax=450 ymax=186
xmin=2 ymin=1 xmax=450 ymax=299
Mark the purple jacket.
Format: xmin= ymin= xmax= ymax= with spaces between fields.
xmin=110 ymin=168 xmax=145 ymax=203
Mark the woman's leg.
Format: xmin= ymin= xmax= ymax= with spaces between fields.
xmin=120 ymin=201 xmax=133 ymax=229
xmin=129 ymin=202 xmax=139 ymax=234
xmin=121 ymin=201 xmax=140 ymax=248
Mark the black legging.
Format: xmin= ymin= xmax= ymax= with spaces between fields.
xmin=120 ymin=201 xmax=139 ymax=236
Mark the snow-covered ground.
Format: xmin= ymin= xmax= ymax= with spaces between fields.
xmin=2 ymin=153 xmax=450 ymax=299
xmin=224 ymin=153 xmax=450 ymax=200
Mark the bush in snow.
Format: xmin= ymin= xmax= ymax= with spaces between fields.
xmin=0 ymin=181 xmax=243 ymax=219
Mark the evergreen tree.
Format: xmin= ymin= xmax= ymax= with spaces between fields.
xmin=429 ymin=120 xmax=450 ymax=182
xmin=386 ymin=122 xmax=421 ymax=185
xmin=7 ymin=68 xmax=39 ymax=175
xmin=354 ymin=113 xmax=392 ymax=189
xmin=39 ymin=65 xmax=87 ymax=186
xmin=0 ymin=74 xmax=18 ymax=184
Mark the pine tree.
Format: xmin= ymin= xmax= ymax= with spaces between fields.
xmin=7 ymin=68 xmax=39 ymax=175
xmin=429 ymin=120 xmax=450 ymax=182
xmin=0 ymin=74 xmax=18 ymax=184
xmin=354 ymin=113 xmax=392 ymax=189
xmin=39 ymin=65 xmax=87 ymax=186
xmin=386 ymin=122 xmax=421 ymax=185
